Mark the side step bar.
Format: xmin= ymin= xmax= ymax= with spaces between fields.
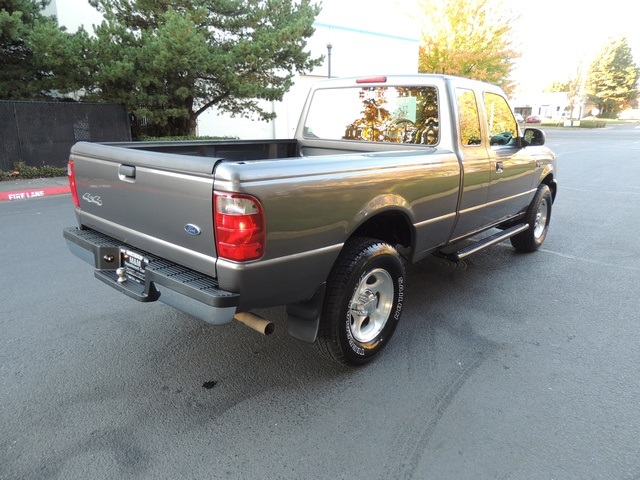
xmin=441 ymin=223 xmax=529 ymax=262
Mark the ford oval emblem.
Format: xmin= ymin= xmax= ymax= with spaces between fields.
xmin=184 ymin=224 xmax=202 ymax=236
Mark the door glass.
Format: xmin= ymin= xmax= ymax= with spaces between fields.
xmin=484 ymin=92 xmax=518 ymax=146
xmin=456 ymin=88 xmax=482 ymax=146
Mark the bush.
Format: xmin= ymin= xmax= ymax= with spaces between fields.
xmin=579 ymin=120 xmax=606 ymax=128
xmin=0 ymin=162 xmax=67 ymax=181
xmin=540 ymin=119 xmax=564 ymax=127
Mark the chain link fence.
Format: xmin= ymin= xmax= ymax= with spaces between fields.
xmin=0 ymin=101 xmax=131 ymax=171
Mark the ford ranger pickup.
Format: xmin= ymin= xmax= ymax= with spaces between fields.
xmin=64 ymin=74 xmax=557 ymax=365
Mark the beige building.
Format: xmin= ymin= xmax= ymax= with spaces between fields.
xmin=511 ymin=91 xmax=599 ymax=120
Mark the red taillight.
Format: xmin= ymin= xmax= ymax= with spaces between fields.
xmin=68 ymin=159 xmax=79 ymax=207
xmin=214 ymin=192 xmax=265 ymax=262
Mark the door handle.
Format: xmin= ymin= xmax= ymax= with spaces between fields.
xmin=495 ymin=161 xmax=504 ymax=173
xmin=119 ymin=164 xmax=136 ymax=180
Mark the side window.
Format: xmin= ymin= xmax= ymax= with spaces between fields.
xmin=303 ymin=86 xmax=440 ymax=145
xmin=484 ymin=92 xmax=518 ymax=146
xmin=456 ymin=88 xmax=482 ymax=146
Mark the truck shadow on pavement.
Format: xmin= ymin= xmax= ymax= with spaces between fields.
xmin=15 ymin=246 xmax=535 ymax=479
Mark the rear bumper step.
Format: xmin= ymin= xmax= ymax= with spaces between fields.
xmin=441 ymin=223 xmax=529 ymax=261
xmin=63 ymin=227 xmax=239 ymax=325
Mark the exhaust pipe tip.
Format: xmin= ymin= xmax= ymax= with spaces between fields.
xmin=234 ymin=312 xmax=275 ymax=336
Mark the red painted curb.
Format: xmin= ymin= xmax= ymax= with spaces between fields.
xmin=0 ymin=185 xmax=70 ymax=202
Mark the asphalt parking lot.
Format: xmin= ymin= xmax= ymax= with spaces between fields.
xmin=1 ymin=124 xmax=639 ymax=479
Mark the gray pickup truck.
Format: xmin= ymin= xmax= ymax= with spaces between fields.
xmin=64 ymin=74 xmax=557 ymax=365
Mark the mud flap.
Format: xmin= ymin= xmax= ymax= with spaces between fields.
xmin=286 ymin=283 xmax=326 ymax=343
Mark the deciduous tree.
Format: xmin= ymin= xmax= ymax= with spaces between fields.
xmin=85 ymin=0 xmax=323 ymax=137
xmin=417 ymin=0 xmax=519 ymax=94
xmin=585 ymin=36 xmax=639 ymax=117
xmin=544 ymin=81 xmax=570 ymax=93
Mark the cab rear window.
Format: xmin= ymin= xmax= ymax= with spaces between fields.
xmin=304 ymin=86 xmax=440 ymax=145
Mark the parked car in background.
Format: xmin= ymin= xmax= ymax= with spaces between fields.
xmin=515 ymin=113 xmax=525 ymax=123
xmin=526 ymin=115 xmax=542 ymax=124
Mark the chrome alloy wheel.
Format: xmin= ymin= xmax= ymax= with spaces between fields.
xmin=348 ymin=268 xmax=394 ymax=343
xmin=534 ymin=197 xmax=549 ymax=239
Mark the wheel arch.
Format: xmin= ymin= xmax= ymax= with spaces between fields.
xmin=286 ymin=209 xmax=413 ymax=345
xmin=540 ymin=173 xmax=557 ymax=202
xmin=350 ymin=209 xmax=414 ymax=250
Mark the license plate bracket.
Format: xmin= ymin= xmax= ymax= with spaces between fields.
xmin=120 ymin=248 xmax=149 ymax=284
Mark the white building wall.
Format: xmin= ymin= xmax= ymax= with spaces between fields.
xmin=197 ymin=76 xmax=321 ymax=139
xmin=197 ymin=1 xmax=420 ymax=139
xmin=511 ymin=92 xmax=571 ymax=119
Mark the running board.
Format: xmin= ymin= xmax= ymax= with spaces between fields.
xmin=441 ymin=223 xmax=529 ymax=261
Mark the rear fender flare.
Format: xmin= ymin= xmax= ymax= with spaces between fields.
xmin=352 ymin=194 xmax=413 ymax=227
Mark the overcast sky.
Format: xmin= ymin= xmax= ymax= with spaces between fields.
xmin=510 ymin=0 xmax=640 ymax=92
xmin=54 ymin=0 xmax=640 ymax=94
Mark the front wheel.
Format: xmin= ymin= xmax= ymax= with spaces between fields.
xmin=315 ymin=238 xmax=405 ymax=366
xmin=510 ymin=184 xmax=552 ymax=252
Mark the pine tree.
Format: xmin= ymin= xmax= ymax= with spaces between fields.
xmin=1 ymin=0 xmax=50 ymax=98
xmin=85 ymin=0 xmax=323 ymax=137
xmin=0 ymin=0 xmax=88 ymax=99
xmin=586 ymin=36 xmax=639 ymax=117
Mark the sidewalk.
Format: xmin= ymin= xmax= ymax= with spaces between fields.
xmin=0 ymin=177 xmax=70 ymax=202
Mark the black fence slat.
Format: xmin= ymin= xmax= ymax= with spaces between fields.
xmin=0 ymin=101 xmax=131 ymax=170
xmin=0 ymin=103 xmax=22 ymax=171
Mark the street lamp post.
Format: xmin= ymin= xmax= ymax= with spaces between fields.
xmin=326 ymin=43 xmax=332 ymax=79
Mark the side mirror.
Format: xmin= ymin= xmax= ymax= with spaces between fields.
xmin=523 ymin=128 xmax=546 ymax=146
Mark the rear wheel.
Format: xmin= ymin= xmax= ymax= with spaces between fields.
xmin=315 ymin=238 xmax=405 ymax=366
xmin=511 ymin=184 xmax=552 ymax=252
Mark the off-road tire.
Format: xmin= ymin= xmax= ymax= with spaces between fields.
xmin=315 ymin=237 xmax=405 ymax=366
xmin=510 ymin=184 xmax=552 ymax=252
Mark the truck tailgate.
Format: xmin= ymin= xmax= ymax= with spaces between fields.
xmin=70 ymin=141 xmax=220 ymax=277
